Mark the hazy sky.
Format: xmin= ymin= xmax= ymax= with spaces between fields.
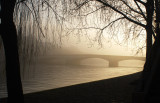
xmin=47 ymin=22 xmax=146 ymax=56
xmin=59 ymin=34 xmax=146 ymax=56
xmin=40 ymin=1 xmax=146 ymax=57
xmin=57 ymin=6 xmax=146 ymax=56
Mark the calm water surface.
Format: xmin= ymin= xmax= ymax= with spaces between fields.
xmin=0 ymin=56 xmax=143 ymax=98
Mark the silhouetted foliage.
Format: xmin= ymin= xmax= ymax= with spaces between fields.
xmin=60 ymin=0 xmax=153 ymax=57
xmin=0 ymin=0 xmax=65 ymax=102
xmin=1 ymin=0 xmax=160 ymax=102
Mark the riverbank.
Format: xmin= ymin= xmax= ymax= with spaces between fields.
xmin=0 ymin=72 xmax=141 ymax=103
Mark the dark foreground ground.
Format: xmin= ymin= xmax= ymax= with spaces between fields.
xmin=0 ymin=72 xmax=141 ymax=103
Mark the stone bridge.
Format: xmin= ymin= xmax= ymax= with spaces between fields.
xmin=51 ymin=54 xmax=146 ymax=67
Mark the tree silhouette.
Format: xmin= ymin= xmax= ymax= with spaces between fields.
xmin=64 ymin=0 xmax=153 ymax=57
xmin=59 ymin=0 xmax=160 ymax=102
xmin=1 ymin=0 xmax=24 ymax=102
xmin=0 ymin=0 xmax=63 ymax=102
xmin=1 ymin=0 xmax=160 ymax=102
xmin=137 ymin=0 xmax=160 ymax=102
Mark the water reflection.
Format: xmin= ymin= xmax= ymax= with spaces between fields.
xmin=0 ymin=56 xmax=144 ymax=98
xmin=119 ymin=60 xmax=145 ymax=67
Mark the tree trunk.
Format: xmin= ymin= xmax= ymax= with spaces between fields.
xmin=140 ymin=0 xmax=154 ymax=90
xmin=132 ymin=2 xmax=157 ymax=102
xmin=143 ymin=25 xmax=160 ymax=103
xmin=142 ymin=0 xmax=154 ymax=77
xmin=145 ymin=0 xmax=154 ymax=59
xmin=143 ymin=1 xmax=160 ymax=102
xmin=1 ymin=0 xmax=24 ymax=102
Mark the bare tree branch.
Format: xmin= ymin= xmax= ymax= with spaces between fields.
xmin=96 ymin=0 xmax=146 ymax=28
xmin=79 ymin=6 xmax=105 ymax=16
xmin=30 ymin=0 xmax=45 ymax=37
xmin=102 ymin=17 xmax=125 ymax=30
xmin=135 ymin=0 xmax=146 ymax=6
xmin=121 ymin=0 xmax=142 ymax=16
xmin=74 ymin=0 xmax=90 ymax=10
xmin=134 ymin=0 xmax=147 ymax=20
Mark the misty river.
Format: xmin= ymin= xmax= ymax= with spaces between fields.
xmin=0 ymin=55 xmax=144 ymax=98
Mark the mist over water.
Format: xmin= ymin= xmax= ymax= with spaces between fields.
xmin=0 ymin=50 xmax=144 ymax=98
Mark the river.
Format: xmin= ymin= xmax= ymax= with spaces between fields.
xmin=0 ymin=55 xmax=144 ymax=98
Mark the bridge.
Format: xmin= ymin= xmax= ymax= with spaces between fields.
xmin=43 ymin=54 xmax=146 ymax=67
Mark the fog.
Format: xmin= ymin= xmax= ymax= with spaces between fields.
xmin=46 ymin=32 xmax=146 ymax=57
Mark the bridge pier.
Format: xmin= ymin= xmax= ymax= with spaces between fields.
xmin=109 ymin=61 xmax=118 ymax=67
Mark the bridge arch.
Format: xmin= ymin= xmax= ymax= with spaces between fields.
xmin=65 ymin=55 xmax=145 ymax=67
